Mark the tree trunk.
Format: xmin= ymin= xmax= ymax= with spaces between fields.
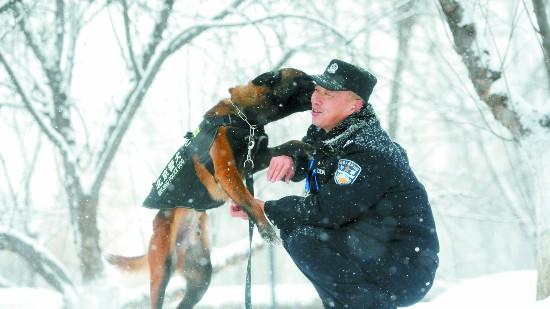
xmin=438 ymin=0 xmax=550 ymax=299
xmin=530 ymin=138 xmax=550 ymax=299
xmin=75 ymin=192 xmax=103 ymax=281
xmin=388 ymin=1 xmax=415 ymax=139
xmin=538 ymin=230 xmax=550 ymax=299
xmin=62 ymin=157 xmax=104 ymax=281
xmin=531 ymin=0 xmax=550 ymax=89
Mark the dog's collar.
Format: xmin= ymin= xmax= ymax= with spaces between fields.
xmin=202 ymin=101 xmax=262 ymax=131
xmin=200 ymin=113 xmax=265 ymax=169
xmin=202 ymin=114 xmax=258 ymax=130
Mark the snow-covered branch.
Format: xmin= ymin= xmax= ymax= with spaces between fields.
xmin=0 ymin=48 xmax=75 ymax=162
xmin=166 ymin=12 xmax=349 ymax=54
xmin=531 ymin=0 xmax=550 ymax=88
xmin=120 ymin=0 xmax=142 ymax=79
xmin=13 ymin=2 xmax=60 ymax=93
xmin=90 ymin=0 xmax=353 ymax=194
xmin=438 ymin=0 xmax=527 ymax=140
xmin=54 ymin=0 xmax=64 ymax=69
xmin=0 ymin=229 xmax=77 ymax=307
xmin=90 ymin=0 xmax=247 ymax=194
xmin=0 ymin=0 xmax=18 ymax=15
xmin=141 ymin=0 xmax=175 ymax=69
xmin=211 ymin=235 xmax=266 ymax=273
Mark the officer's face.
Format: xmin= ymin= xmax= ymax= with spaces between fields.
xmin=311 ymin=85 xmax=362 ymax=132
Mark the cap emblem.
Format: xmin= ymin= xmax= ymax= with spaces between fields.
xmin=327 ymin=62 xmax=338 ymax=74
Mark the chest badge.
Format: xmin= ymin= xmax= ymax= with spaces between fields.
xmin=334 ymin=159 xmax=362 ymax=185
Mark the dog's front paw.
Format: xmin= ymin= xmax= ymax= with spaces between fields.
xmin=259 ymin=224 xmax=281 ymax=244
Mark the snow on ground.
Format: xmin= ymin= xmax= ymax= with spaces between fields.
xmin=1 ymin=271 xmax=550 ymax=308
xmin=0 ymin=288 xmax=63 ymax=309
xmin=413 ymin=271 xmax=550 ymax=309
xmin=195 ymin=284 xmax=322 ymax=308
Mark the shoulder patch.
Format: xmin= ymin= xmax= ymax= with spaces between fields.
xmin=334 ymin=159 xmax=362 ymax=185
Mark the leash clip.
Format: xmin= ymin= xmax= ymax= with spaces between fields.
xmin=230 ymin=100 xmax=257 ymax=169
xmin=244 ymin=125 xmax=256 ymax=169
xmin=244 ymin=157 xmax=254 ymax=169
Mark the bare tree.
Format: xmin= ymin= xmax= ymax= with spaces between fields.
xmin=387 ymin=0 xmax=416 ymax=139
xmin=0 ymin=0 xmax=359 ymax=283
xmin=438 ymin=0 xmax=550 ymax=299
xmin=531 ymin=0 xmax=550 ymax=89
xmin=0 ymin=0 xmax=250 ymax=281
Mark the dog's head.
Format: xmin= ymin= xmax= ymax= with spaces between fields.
xmin=228 ymin=68 xmax=314 ymax=125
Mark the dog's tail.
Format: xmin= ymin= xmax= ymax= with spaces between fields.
xmin=106 ymin=254 xmax=148 ymax=273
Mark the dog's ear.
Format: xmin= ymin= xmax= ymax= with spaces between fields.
xmin=274 ymin=69 xmax=313 ymax=98
xmin=293 ymin=74 xmax=315 ymax=92
xmin=252 ymin=71 xmax=282 ymax=87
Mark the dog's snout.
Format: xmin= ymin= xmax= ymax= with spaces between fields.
xmin=228 ymin=87 xmax=234 ymax=94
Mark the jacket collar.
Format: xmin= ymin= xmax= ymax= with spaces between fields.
xmin=307 ymin=104 xmax=378 ymax=153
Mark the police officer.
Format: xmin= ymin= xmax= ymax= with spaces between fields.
xmin=231 ymin=59 xmax=439 ymax=308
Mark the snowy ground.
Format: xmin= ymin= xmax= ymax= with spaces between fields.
xmin=1 ymin=271 xmax=549 ymax=308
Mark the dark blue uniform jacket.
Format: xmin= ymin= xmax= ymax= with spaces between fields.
xmin=264 ymin=105 xmax=439 ymax=269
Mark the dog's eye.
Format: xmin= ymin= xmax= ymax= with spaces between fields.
xmin=252 ymin=71 xmax=281 ymax=86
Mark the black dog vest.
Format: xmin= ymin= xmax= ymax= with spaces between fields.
xmin=142 ymin=116 xmax=266 ymax=211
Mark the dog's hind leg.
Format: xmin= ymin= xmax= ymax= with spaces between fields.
xmin=175 ymin=212 xmax=212 ymax=309
xmin=148 ymin=208 xmax=189 ymax=309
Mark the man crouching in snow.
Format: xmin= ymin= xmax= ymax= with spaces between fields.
xmin=231 ymin=59 xmax=440 ymax=308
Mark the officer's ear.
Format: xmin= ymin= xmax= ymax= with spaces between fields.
xmin=353 ymin=100 xmax=364 ymax=113
xmin=350 ymin=93 xmax=363 ymax=113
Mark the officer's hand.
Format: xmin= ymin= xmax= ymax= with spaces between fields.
xmin=229 ymin=200 xmax=265 ymax=220
xmin=267 ymin=156 xmax=294 ymax=183
xmin=229 ymin=202 xmax=248 ymax=220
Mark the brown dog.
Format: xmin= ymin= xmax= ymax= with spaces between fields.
xmin=107 ymin=68 xmax=314 ymax=309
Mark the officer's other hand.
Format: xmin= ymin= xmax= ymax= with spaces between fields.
xmin=267 ymin=156 xmax=294 ymax=183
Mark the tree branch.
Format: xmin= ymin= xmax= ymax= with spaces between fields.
xmin=62 ymin=6 xmax=81 ymax=91
xmin=120 ymin=0 xmax=142 ymax=79
xmin=0 ymin=155 xmax=18 ymax=211
xmin=210 ymin=236 xmax=265 ymax=273
xmin=54 ymin=0 xmax=65 ymax=69
xmin=532 ymin=0 xmax=550 ymax=90
xmin=13 ymin=2 xmax=59 ymax=91
xmin=0 ymin=0 xmax=19 ymax=15
xmin=91 ymin=1 xmax=350 ymax=195
xmin=0 ymin=229 xmax=77 ymax=307
xmin=141 ymin=0 xmax=175 ymax=69
xmin=166 ymin=12 xmax=349 ymax=54
xmin=273 ymin=48 xmax=297 ymax=70
xmin=0 ymin=48 xmax=74 ymax=160
xmin=388 ymin=0 xmax=415 ymax=139
xmin=90 ymin=0 xmax=247 ymax=195
xmin=12 ymin=1 xmax=72 ymax=144
xmin=438 ymin=0 xmax=527 ymax=140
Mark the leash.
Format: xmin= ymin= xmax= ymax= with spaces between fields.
xmin=231 ymin=100 xmax=255 ymax=309
xmin=244 ymin=167 xmax=254 ymax=309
